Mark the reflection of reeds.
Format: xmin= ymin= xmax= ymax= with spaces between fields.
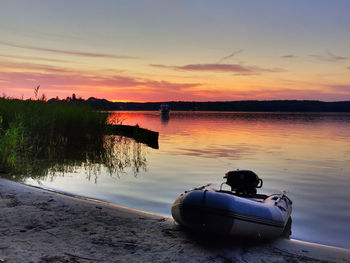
xmin=3 ymin=135 xmax=147 ymax=183
xmin=103 ymin=135 xmax=147 ymax=178
xmin=0 ymin=97 xmax=107 ymax=173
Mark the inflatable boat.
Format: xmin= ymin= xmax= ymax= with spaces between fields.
xmin=171 ymin=170 xmax=292 ymax=239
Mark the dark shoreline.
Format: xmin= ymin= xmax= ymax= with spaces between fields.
xmin=52 ymin=98 xmax=350 ymax=112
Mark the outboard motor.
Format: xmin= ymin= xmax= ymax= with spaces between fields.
xmin=224 ymin=170 xmax=263 ymax=195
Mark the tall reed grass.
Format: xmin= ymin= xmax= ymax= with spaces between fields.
xmin=0 ymin=98 xmax=108 ymax=173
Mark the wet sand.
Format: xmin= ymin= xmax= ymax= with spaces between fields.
xmin=1 ymin=177 xmax=349 ymax=263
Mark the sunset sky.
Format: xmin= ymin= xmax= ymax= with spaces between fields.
xmin=1 ymin=0 xmax=349 ymax=102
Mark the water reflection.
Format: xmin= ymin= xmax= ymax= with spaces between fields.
xmin=103 ymin=136 xmax=147 ymax=177
xmin=7 ymin=135 xmax=147 ymax=183
xmin=166 ymin=144 xmax=281 ymax=160
xmin=161 ymin=112 xmax=170 ymax=124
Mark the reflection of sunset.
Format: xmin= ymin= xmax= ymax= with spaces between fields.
xmin=114 ymin=111 xmax=350 ymax=163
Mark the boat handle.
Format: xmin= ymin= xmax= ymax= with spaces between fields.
xmin=186 ymin=183 xmax=212 ymax=193
xmin=274 ymin=192 xmax=292 ymax=206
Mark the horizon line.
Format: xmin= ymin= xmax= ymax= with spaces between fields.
xmin=2 ymin=96 xmax=350 ymax=104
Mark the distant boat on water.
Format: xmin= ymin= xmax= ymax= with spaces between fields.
xmin=160 ymin=104 xmax=170 ymax=114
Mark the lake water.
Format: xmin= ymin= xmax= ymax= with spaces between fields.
xmin=24 ymin=111 xmax=350 ymax=249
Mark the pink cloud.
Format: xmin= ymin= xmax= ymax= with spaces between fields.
xmin=151 ymin=63 xmax=284 ymax=74
xmin=216 ymin=49 xmax=243 ymax=64
xmin=0 ymin=60 xmax=78 ymax=74
xmin=310 ymin=51 xmax=348 ymax=63
xmin=329 ymin=85 xmax=350 ymax=93
xmin=281 ymin=55 xmax=297 ymax=59
xmin=0 ymin=54 xmax=77 ymax=64
xmin=0 ymin=41 xmax=137 ymax=59
xmin=182 ymin=86 xmax=350 ymax=102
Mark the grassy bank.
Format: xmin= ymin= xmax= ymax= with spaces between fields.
xmin=0 ymin=98 xmax=108 ymax=174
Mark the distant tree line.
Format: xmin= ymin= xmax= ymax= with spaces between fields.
xmin=47 ymin=96 xmax=350 ymax=112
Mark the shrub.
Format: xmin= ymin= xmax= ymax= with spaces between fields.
xmin=0 ymin=98 xmax=108 ymax=173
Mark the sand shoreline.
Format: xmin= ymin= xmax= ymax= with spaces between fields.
xmin=1 ymin=177 xmax=349 ymax=262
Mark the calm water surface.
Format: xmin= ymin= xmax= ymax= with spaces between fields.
xmin=25 ymin=111 xmax=350 ymax=249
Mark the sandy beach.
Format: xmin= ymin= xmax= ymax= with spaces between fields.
xmin=1 ymin=177 xmax=349 ymax=263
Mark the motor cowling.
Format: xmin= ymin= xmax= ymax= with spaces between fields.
xmin=224 ymin=170 xmax=263 ymax=195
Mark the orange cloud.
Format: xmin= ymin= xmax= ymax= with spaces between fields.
xmin=0 ymin=69 xmax=203 ymax=101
